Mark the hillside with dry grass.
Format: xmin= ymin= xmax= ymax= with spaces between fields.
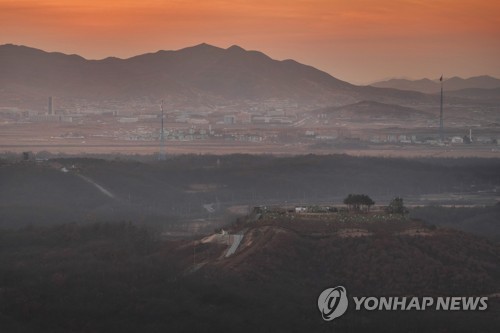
xmin=1 ymin=211 xmax=499 ymax=332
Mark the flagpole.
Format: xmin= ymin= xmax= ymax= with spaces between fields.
xmin=439 ymin=75 xmax=444 ymax=141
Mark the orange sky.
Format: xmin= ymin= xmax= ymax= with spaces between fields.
xmin=1 ymin=0 xmax=499 ymax=83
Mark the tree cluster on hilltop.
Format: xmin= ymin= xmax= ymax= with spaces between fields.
xmin=385 ymin=197 xmax=409 ymax=215
xmin=343 ymin=194 xmax=375 ymax=211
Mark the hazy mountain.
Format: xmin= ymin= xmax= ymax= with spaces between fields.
xmin=314 ymin=100 xmax=431 ymax=121
xmin=0 ymin=43 xmax=429 ymax=107
xmin=445 ymin=75 xmax=500 ymax=91
xmin=370 ymin=78 xmax=439 ymax=94
xmin=0 ymin=43 xmax=350 ymax=103
xmin=446 ymin=87 xmax=500 ymax=102
xmin=371 ymin=75 xmax=500 ymax=94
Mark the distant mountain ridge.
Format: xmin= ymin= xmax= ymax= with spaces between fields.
xmin=0 ymin=43 xmax=429 ymax=108
xmin=315 ymin=100 xmax=430 ymax=120
xmin=0 ymin=43 xmax=353 ymax=105
xmin=371 ymin=75 xmax=500 ymax=93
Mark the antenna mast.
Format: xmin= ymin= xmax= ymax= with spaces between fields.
xmin=439 ymin=75 xmax=444 ymax=141
xmin=158 ymin=100 xmax=166 ymax=160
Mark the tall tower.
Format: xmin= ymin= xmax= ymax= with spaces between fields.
xmin=439 ymin=75 xmax=444 ymax=141
xmin=158 ymin=100 xmax=166 ymax=161
xmin=48 ymin=96 xmax=53 ymax=115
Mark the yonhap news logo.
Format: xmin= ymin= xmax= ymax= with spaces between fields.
xmin=317 ymin=286 xmax=349 ymax=321
xmin=318 ymin=286 xmax=488 ymax=322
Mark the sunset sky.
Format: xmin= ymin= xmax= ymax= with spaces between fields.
xmin=1 ymin=0 xmax=499 ymax=84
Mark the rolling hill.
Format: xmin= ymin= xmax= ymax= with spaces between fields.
xmin=1 ymin=155 xmax=499 ymax=331
xmin=446 ymin=87 xmax=500 ymax=102
xmin=313 ymin=100 xmax=432 ymax=121
xmin=0 ymin=213 xmax=498 ymax=332
xmin=371 ymin=75 xmax=500 ymax=94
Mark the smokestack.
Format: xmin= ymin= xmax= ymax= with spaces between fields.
xmin=48 ymin=96 xmax=53 ymax=115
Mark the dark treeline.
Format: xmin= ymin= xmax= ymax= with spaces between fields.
xmin=411 ymin=204 xmax=500 ymax=241
xmin=1 ymin=154 xmax=499 ymax=230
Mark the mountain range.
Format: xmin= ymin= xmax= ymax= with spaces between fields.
xmin=2 ymin=43 xmax=497 ymax=111
xmin=371 ymin=76 xmax=500 ymax=94
xmin=0 ymin=43 xmax=347 ymax=103
xmin=0 ymin=43 xmax=430 ymax=108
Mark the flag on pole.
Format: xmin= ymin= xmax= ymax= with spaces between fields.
xmin=440 ymin=75 xmax=443 ymax=82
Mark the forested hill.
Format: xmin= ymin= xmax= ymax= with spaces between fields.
xmin=0 ymin=216 xmax=499 ymax=332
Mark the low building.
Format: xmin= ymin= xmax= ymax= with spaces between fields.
xmin=476 ymin=136 xmax=492 ymax=143
xmin=236 ymin=112 xmax=252 ymax=123
xmin=305 ymin=130 xmax=315 ymax=137
xmin=295 ymin=207 xmax=307 ymax=213
xmin=29 ymin=114 xmax=61 ymax=122
xmin=223 ymin=115 xmax=236 ymax=124
xmin=118 ymin=117 xmax=139 ymax=123
xmin=267 ymin=109 xmax=285 ymax=117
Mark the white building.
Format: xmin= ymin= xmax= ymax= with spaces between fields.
xmin=295 ymin=207 xmax=307 ymax=213
xmin=118 ymin=117 xmax=139 ymax=123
